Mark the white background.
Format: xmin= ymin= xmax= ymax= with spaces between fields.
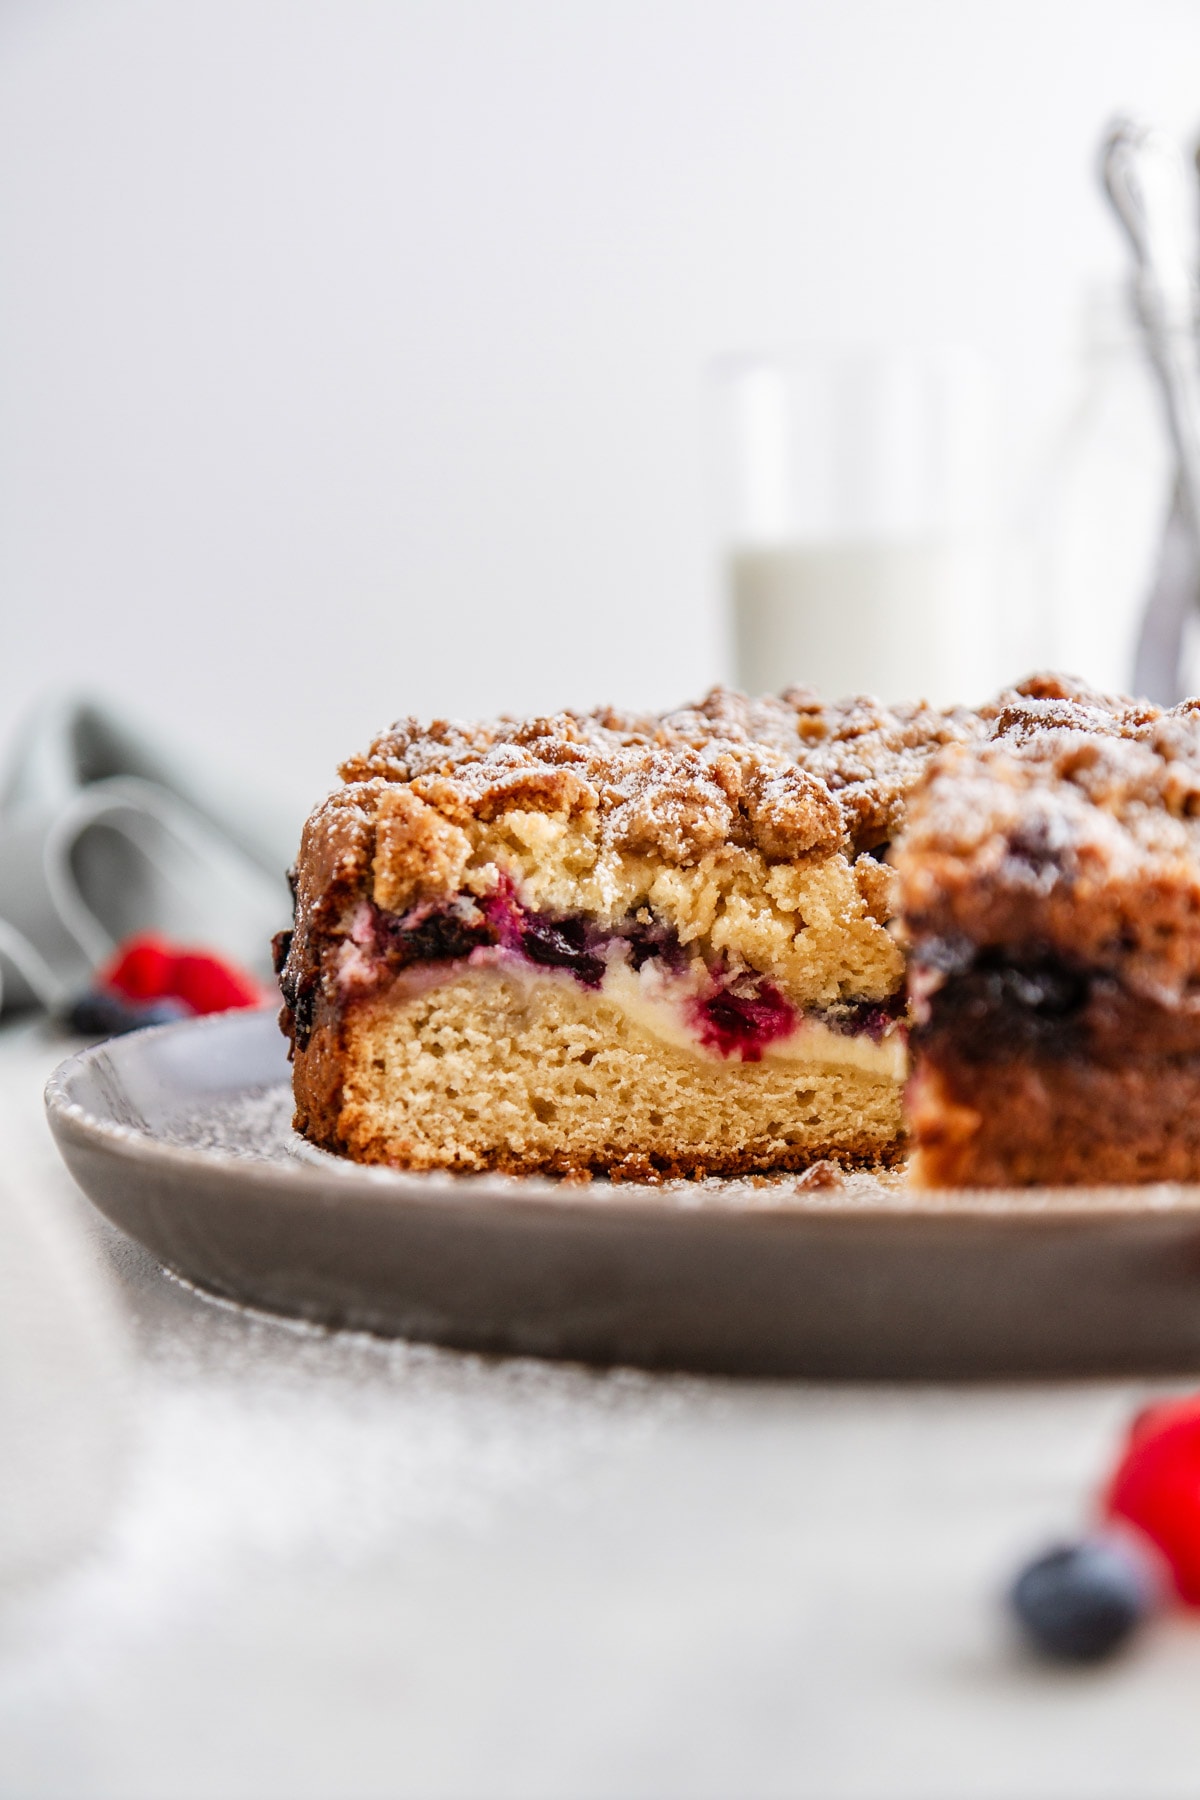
xmin=3 ymin=0 xmax=1200 ymax=810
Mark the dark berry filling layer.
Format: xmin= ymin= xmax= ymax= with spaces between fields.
xmin=829 ymin=994 xmax=909 ymax=1043
xmin=345 ymin=883 xmax=903 ymax=1062
xmin=910 ymin=940 xmax=1088 ymax=1061
xmin=357 ymin=880 xmax=687 ymax=995
xmin=375 ymin=897 xmax=494 ymax=967
xmin=475 ymin=881 xmax=685 ymax=989
xmin=908 ymin=938 xmax=1197 ymax=1064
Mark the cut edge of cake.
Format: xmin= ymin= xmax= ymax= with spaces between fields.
xmin=896 ymin=675 xmax=1200 ymax=1187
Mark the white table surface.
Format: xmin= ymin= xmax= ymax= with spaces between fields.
xmin=4 ymin=1018 xmax=1200 ymax=1800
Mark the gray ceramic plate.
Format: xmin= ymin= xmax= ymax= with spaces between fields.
xmin=44 ymin=1004 xmax=1200 ymax=1377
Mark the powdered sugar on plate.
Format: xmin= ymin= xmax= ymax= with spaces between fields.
xmin=156 ymin=1080 xmax=901 ymax=1205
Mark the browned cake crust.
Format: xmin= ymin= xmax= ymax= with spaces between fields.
xmin=277 ymin=688 xmax=972 ymax=1177
xmin=907 ymin=1057 xmax=1200 ymax=1187
xmin=895 ymin=674 xmax=1200 ymax=1186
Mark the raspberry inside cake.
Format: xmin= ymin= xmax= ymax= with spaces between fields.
xmin=276 ymin=690 xmax=968 ymax=1178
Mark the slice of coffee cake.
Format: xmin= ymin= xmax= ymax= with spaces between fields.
xmin=896 ymin=675 xmax=1200 ymax=1186
xmin=276 ymin=690 xmax=971 ymax=1177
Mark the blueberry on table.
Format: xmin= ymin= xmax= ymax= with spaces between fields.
xmin=62 ymin=990 xmax=190 ymax=1038
xmin=1010 ymin=1536 xmax=1156 ymax=1663
xmin=134 ymin=998 xmax=192 ymax=1027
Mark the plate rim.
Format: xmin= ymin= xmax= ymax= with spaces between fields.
xmin=42 ymin=1005 xmax=1200 ymax=1227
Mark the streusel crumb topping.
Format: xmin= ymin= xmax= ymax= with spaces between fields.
xmin=337 ymin=686 xmax=977 ymax=865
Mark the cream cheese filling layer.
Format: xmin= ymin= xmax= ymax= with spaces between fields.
xmin=381 ymin=946 xmax=907 ymax=1081
xmin=597 ymin=959 xmax=905 ymax=1078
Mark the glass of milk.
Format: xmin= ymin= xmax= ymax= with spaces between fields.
xmin=711 ymin=348 xmax=995 ymax=706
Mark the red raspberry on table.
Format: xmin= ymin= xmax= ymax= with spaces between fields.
xmin=98 ymin=934 xmax=266 ymax=1017
xmin=101 ymin=934 xmax=176 ymax=1002
xmin=1104 ymin=1396 xmax=1200 ymax=1604
xmin=169 ymin=951 xmax=263 ymax=1013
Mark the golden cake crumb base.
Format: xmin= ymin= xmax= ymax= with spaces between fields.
xmin=294 ymin=965 xmax=904 ymax=1179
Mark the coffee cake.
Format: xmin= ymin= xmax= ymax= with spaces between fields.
xmin=275 ymin=689 xmax=972 ymax=1178
xmin=277 ymin=675 xmax=1200 ymax=1187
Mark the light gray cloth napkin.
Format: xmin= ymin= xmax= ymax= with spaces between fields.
xmin=0 ymin=697 xmax=296 ymax=1013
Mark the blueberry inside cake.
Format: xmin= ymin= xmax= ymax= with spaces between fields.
xmin=275 ymin=689 xmax=970 ymax=1179
xmin=275 ymin=675 xmax=1200 ymax=1187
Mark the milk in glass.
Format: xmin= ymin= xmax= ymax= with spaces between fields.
xmin=714 ymin=350 xmax=994 ymax=705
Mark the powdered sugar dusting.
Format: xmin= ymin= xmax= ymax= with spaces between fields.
xmin=162 ymin=1084 xmax=301 ymax=1165
xmin=335 ymin=686 xmax=978 ymax=863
